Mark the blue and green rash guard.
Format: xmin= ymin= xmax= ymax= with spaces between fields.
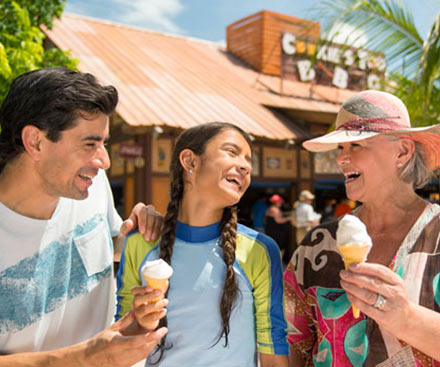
xmin=116 ymin=221 xmax=288 ymax=367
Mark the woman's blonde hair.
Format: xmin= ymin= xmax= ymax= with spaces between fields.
xmin=386 ymin=135 xmax=432 ymax=189
xmin=400 ymin=140 xmax=432 ymax=189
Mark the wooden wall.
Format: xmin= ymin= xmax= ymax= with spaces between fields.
xmin=227 ymin=10 xmax=320 ymax=76
xmin=226 ymin=13 xmax=263 ymax=71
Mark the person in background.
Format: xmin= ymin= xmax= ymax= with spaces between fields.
xmin=294 ymin=190 xmax=321 ymax=244
xmin=320 ymin=198 xmax=337 ymax=223
xmin=0 ymin=68 xmax=165 ymax=367
xmin=334 ymin=198 xmax=353 ymax=218
xmin=265 ymin=194 xmax=292 ymax=258
xmin=251 ymin=196 xmax=269 ymax=233
xmin=116 ymin=122 xmax=288 ymax=367
xmin=285 ymin=90 xmax=440 ymax=366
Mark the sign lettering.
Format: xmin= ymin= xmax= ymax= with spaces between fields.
xmin=119 ymin=143 xmax=144 ymax=159
xmin=281 ymin=32 xmax=386 ymax=90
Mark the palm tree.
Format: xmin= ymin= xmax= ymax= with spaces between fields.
xmin=314 ymin=0 xmax=440 ymax=127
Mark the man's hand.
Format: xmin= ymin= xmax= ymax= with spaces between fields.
xmin=82 ymin=312 xmax=167 ymax=367
xmin=120 ymin=203 xmax=164 ymax=241
xmin=0 ymin=312 xmax=167 ymax=367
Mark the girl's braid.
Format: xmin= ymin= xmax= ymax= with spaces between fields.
xmin=214 ymin=205 xmax=239 ymax=347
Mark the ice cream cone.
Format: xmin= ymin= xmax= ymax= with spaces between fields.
xmin=141 ymin=259 xmax=173 ymax=303
xmin=143 ymin=276 xmax=169 ymax=302
xmin=336 ymin=215 xmax=373 ymax=319
xmin=336 ymin=243 xmax=371 ymax=318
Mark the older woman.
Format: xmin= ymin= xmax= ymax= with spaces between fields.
xmin=284 ymin=90 xmax=440 ymax=367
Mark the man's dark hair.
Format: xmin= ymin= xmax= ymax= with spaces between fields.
xmin=0 ymin=67 xmax=118 ymax=166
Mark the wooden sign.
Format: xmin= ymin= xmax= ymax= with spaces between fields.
xmin=281 ymin=31 xmax=385 ymax=90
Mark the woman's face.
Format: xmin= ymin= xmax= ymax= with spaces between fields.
xmin=336 ymin=135 xmax=401 ymax=202
xmin=192 ymin=128 xmax=252 ymax=208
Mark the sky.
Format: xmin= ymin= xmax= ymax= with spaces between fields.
xmin=65 ymin=0 xmax=440 ymax=44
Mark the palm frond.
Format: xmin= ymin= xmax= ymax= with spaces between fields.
xmin=418 ymin=13 xmax=440 ymax=88
xmin=312 ymin=0 xmax=424 ymax=75
xmin=415 ymin=12 xmax=440 ymax=121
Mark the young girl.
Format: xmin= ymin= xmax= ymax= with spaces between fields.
xmin=116 ymin=122 xmax=288 ymax=366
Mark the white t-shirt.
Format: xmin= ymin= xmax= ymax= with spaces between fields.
xmin=296 ymin=202 xmax=321 ymax=228
xmin=0 ymin=170 xmax=122 ymax=353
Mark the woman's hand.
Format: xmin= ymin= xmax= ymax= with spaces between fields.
xmin=339 ymin=262 xmax=412 ymax=336
xmin=128 ymin=284 xmax=169 ymax=333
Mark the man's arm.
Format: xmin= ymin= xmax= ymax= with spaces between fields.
xmin=0 ymin=302 xmax=167 ymax=367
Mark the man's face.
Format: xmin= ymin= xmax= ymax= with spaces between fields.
xmin=36 ymin=112 xmax=110 ymax=200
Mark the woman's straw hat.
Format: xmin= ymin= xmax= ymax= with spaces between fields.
xmin=299 ymin=190 xmax=315 ymax=201
xmin=303 ymin=90 xmax=440 ymax=170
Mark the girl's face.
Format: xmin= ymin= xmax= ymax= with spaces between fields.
xmin=192 ymin=129 xmax=252 ymax=209
xmin=336 ymin=135 xmax=401 ymax=203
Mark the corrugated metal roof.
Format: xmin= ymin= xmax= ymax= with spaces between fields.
xmin=44 ymin=14 xmax=349 ymax=141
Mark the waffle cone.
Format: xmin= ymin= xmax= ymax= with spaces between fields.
xmin=143 ymin=275 xmax=168 ymax=302
xmin=336 ymin=244 xmax=371 ymax=318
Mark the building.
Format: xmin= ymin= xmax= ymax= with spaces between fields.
xmin=43 ymin=10 xmax=386 ymax=223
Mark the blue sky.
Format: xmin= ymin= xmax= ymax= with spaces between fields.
xmin=65 ymin=0 xmax=440 ymax=44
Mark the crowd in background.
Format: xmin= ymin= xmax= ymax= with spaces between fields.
xmin=249 ymin=191 xmax=357 ymax=262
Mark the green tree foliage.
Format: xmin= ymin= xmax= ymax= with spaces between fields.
xmin=0 ymin=0 xmax=78 ymax=105
xmin=314 ymin=0 xmax=440 ymax=127
xmin=14 ymin=0 xmax=65 ymax=29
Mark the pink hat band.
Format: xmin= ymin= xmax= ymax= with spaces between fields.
xmin=336 ymin=117 xmax=408 ymax=133
xmin=303 ymin=90 xmax=440 ymax=170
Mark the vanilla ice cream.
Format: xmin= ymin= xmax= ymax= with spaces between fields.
xmin=336 ymin=214 xmax=372 ymax=318
xmin=336 ymin=214 xmax=373 ymax=248
xmin=142 ymin=259 xmax=173 ymax=280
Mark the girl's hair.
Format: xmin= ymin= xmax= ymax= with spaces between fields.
xmin=152 ymin=122 xmax=253 ymax=362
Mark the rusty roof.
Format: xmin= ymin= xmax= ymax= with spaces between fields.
xmin=44 ymin=14 xmax=350 ymax=141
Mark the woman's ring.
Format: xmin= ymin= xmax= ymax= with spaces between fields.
xmin=373 ymin=294 xmax=387 ymax=311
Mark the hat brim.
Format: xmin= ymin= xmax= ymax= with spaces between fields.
xmin=300 ymin=195 xmax=315 ymax=200
xmin=303 ymin=124 xmax=440 ymax=153
xmin=303 ymin=131 xmax=378 ymax=152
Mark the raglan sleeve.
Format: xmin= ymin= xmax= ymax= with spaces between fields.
xmin=251 ymin=234 xmax=289 ymax=355
xmin=115 ymin=233 xmax=149 ymax=320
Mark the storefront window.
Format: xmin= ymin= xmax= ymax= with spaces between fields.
xmin=314 ymin=150 xmax=340 ymax=174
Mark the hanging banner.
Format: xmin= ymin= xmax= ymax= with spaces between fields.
xmin=119 ymin=143 xmax=144 ymax=159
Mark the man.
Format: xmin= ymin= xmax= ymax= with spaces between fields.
xmin=294 ymin=190 xmax=321 ymax=244
xmin=0 ymin=68 xmax=166 ymax=366
xmin=250 ymin=196 xmax=268 ymax=233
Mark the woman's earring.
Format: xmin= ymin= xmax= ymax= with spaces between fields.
xmin=397 ymin=162 xmax=403 ymax=168
xmin=189 ymin=169 xmax=193 ymax=174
